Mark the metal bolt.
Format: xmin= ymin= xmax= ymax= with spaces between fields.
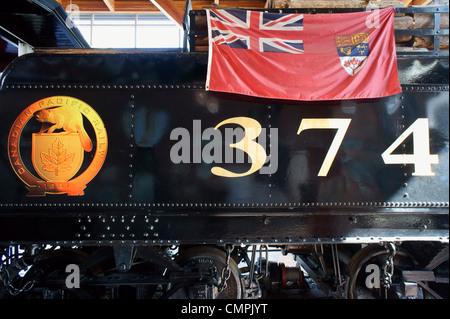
xmin=118 ymin=263 xmax=128 ymax=272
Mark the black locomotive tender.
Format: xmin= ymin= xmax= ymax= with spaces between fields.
xmin=0 ymin=3 xmax=448 ymax=299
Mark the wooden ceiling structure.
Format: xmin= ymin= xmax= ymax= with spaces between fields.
xmin=1 ymin=0 xmax=445 ymax=71
xmin=53 ymin=0 xmax=268 ymax=27
xmin=53 ymin=0 xmax=437 ymax=27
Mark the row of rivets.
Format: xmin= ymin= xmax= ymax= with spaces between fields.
xmin=4 ymin=84 xmax=448 ymax=91
xmin=4 ymin=84 xmax=205 ymax=90
xmin=1 ymin=201 xmax=449 ymax=208
xmin=52 ymin=235 xmax=449 ymax=247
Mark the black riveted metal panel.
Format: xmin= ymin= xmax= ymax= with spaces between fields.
xmin=0 ymin=52 xmax=448 ymax=245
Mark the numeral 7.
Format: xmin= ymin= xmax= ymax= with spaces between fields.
xmin=297 ymin=119 xmax=351 ymax=176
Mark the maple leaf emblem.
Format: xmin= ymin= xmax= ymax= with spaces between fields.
xmin=40 ymin=138 xmax=75 ymax=176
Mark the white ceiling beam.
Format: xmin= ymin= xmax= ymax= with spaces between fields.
xmin=103 ymin=0 xmax=116 ymax=11
xmin=149 ymin=0 xmax=184 ymax=28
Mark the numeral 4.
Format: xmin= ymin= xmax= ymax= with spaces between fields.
xmin=381 ymin=118 xmax=439 ymax=176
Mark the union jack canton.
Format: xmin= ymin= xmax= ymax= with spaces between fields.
xmin=209 ymin=9 xmax=304 ymax=54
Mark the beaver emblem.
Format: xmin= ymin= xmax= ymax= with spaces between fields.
xmin=35 ymin=106 xmax=93 ymax=152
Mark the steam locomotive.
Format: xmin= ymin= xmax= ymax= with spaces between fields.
xmin=0 ymin=5 xmax=448 ymax=300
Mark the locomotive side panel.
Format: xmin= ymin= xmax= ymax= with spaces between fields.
xmin=0 ymin=52 xmax=448 ymax=245
xmin=1 ymin=86 xmax=448 ymax=207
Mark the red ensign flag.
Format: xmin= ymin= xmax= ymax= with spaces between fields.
xmin=206 ymin=8 xmax=402 ymax=101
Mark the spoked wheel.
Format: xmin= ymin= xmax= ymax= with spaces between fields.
xmin=346 ymin=244 xmax=415 ymax=299
xmin=170 ymin=246 xmax=242 ymax=299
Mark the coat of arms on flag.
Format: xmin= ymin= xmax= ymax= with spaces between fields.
xmin=335 ymin=33 xmax=370 ymax=76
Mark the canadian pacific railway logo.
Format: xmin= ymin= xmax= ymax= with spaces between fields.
xmin=8 ymin=96 xmax=108 ymax=196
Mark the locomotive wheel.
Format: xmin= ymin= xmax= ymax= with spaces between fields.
xmin=173 ymin=246 xmax=242 ymax=299
xmin=346 ymin=244 xmax=414 ymax=299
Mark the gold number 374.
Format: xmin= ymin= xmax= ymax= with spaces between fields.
xmin=211 ymin=117 xmax=439 ymax=178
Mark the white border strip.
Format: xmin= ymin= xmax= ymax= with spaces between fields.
xmin=205 ymin=9 xmax=213 ymax=91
